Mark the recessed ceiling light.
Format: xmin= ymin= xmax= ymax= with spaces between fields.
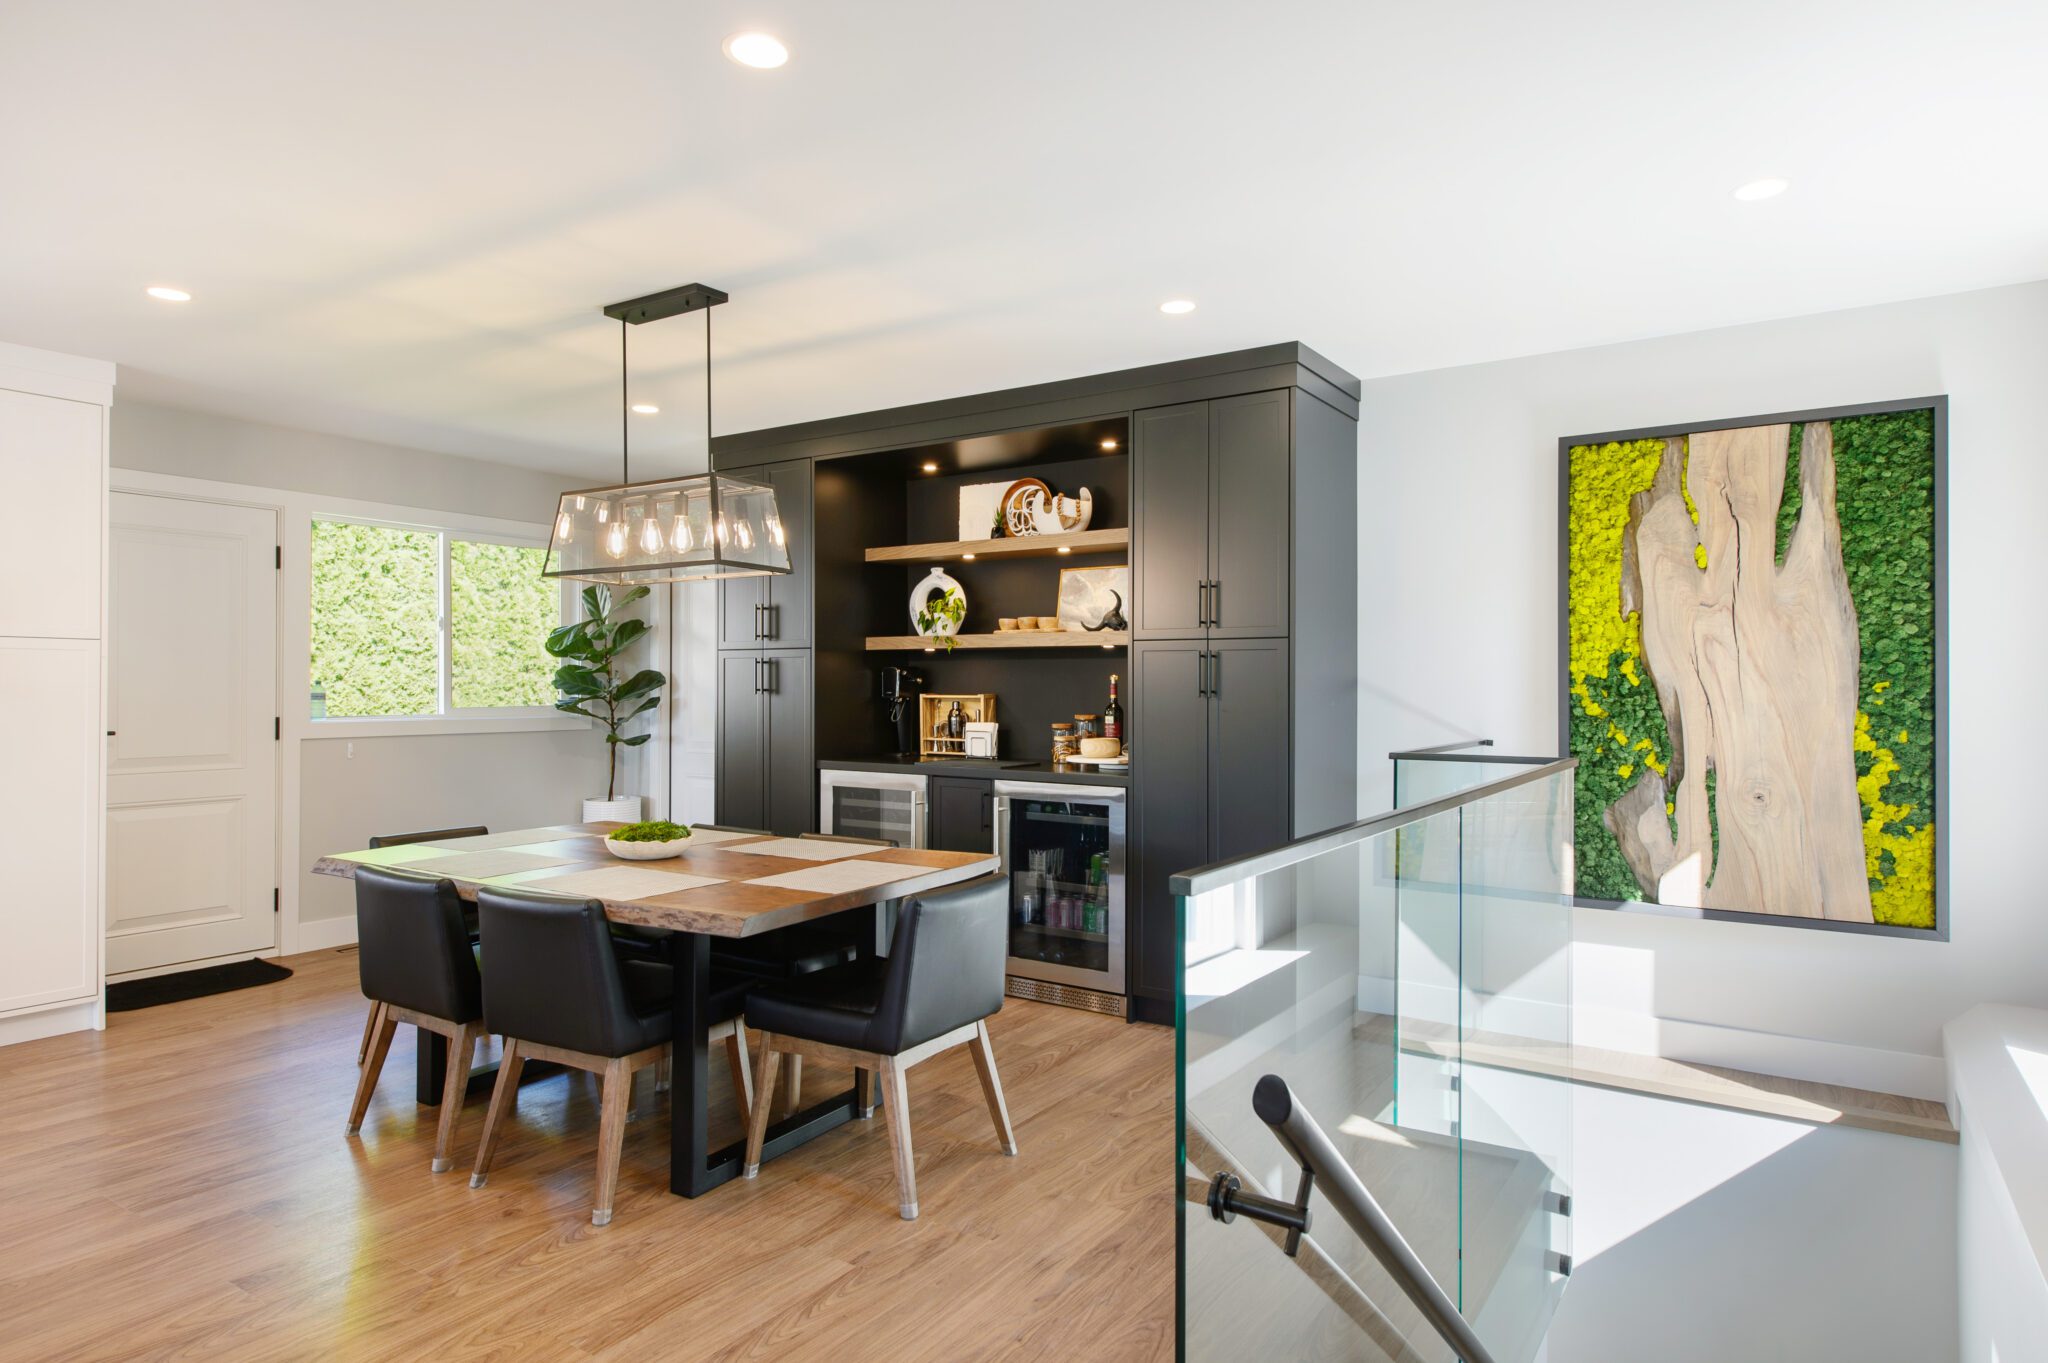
xmin=1056 ymin=546 xmax=1072 ymax=555
xmin=1733 ymin=177 xmax=1789 ymax=202
xmin=723 ymin=32 xmax=789 ymax=69
xmin=962 ymin=553 xmax=976 ymax=561
xmin=1099 ymin=437 xmax=1119 ymax=451
xmin=630 ymin=403 xmax=659 ymax=415
xmin=146 ymin=286 xmax=192 ymax=302
xmin=921 ymin=461 xmax=940 ymax=473
xmin=1159 ymin=299 xmax=1196 ymax=316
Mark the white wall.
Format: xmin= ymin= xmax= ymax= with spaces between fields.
xmin=1546 ymin=1087 xmax=1957 ymax=1363
xmin=1356 ymin=279 xmax=2048 ymax=1098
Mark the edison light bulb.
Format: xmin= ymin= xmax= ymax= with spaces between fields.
xmin=555 ymin=510 xmax=573 ymax=543
xmin=734 ymin=519 xmax=755 ymax=551
xmin=596 ymin=500 xmax=610 ymax=523
xmin=605 ymin=521 xmax=627 ymax=558
xmin=672 ymin=514 xmax=693 ymax=552
xmin=714 ymin=513 xmax=730 ymax=546
xmin=639 ymin=517 xmax=664 ymax=555
xmin=767 ymin=515 xmax=785 ymax=547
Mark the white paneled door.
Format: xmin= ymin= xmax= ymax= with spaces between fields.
xmin=106 ymin=493 xmax=279 ymax=975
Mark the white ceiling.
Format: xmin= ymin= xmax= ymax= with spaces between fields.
xmin=4 ymin=1 xmax=2045 ymax=477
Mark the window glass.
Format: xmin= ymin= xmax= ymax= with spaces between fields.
xmin=310 ymin=521 xmax=440 ymax=717
xmin=450 ymin=539 xmax=557 ymax=709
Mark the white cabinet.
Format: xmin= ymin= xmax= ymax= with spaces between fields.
xmin=0 ymin=638 xmax=102 ymax=1013
xmin=0 ymin=386 xmax=102 ymax=638
xmin=0 ymin=345 xmax=111 ymax=1034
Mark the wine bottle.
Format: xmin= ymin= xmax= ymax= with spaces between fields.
xmin=1103 ymin=673 xmax=1123 ymax=743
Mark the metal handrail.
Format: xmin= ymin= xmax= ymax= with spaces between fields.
xmin=1390 ymin=740 xmax=1559 ymax=767
xmin=1249 ymin=1074 xmax=1498 ymax=1363
xmin=1168 ymin=756 xmax=1576 ymax=898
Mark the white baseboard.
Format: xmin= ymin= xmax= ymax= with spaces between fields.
xmin=295 ymin=915 xmax=358 ymax=953
xmin=0 ymin=999 xmax=101 ymax=1047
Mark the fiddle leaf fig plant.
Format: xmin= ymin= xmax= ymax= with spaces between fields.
xmin=545 ymin=583 xmax=665 ymax=801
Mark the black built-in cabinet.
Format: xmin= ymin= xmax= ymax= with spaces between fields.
xmin=709 ymin=345 xmax=1358 ymax=1018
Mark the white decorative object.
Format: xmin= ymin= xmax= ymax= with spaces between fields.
xmin=910 ymin=566 xmax=966 ymax=641
xmin=583 ymin=795 xmax=645 ymax=823
xmin=1025 ymin=486 xmax=1093 ymax=534
xmin=603 ymin=832 xmax=692 ymax=860
xmin=957 ymin=481 xmax=1012 ymax=540
xmin=963 ymin=721 xmax=1000 ymax=758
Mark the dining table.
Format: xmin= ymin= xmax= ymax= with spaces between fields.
xmin=313 ymin=823 xmax=999 ymax=1196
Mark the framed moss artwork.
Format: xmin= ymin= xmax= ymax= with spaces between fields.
xmin=1557 ymin=397 xmax=1946 ymax=938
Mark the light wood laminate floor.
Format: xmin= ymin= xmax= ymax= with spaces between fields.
xmin=0 ymin=949 xmax=1175 ymax=1361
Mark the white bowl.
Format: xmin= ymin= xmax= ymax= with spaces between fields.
xmin=604 ymin=834 xmax=691 ymax=860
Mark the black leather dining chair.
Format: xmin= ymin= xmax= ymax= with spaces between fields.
xmin=346 ymin=867 xmax=489 ymax=1173
xmin=742 ymin=874 xmax=1016 ymax=1221
xmin=354 ymin=826 xmax=489 ymax=1063
xmin=467 ymin=888 xmax=753 ymax=1227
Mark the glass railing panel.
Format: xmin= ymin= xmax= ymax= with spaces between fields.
xmin=1180 ymin=833 xmax=1454 ymax=1363
xmin=1457 ymin=768 xmax=1574 ymax=1363
xmin=1178 ymin=759 xmax=1575 ymax=1363
xmin=1393 ymin=743 xmax=1557 ymax=810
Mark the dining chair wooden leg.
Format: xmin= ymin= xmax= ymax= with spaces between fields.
xmin=468 ymin=1039 xmax=525 ymax=1188
xmin=783 ymin=1054 xmax=803 ymax=1115
xmin=591 ymin=1056 xmax=632 ymax=1227
xmin=356 ymin=1000 xmax=384 ymax=1066
xmin=743 ymin=1044 xmax=784 ymax=1178
xmin=431 ymin=1021 xmax=481 ymax=1172
xmin=969 ymin=1020 xmax=1018 ymax=1156
xmin=654 ymin=1052 xmax=672 ymax=1094
xmin=725 ymin=1025 xmax=753 ymax=1112
xmin=346 ymin=1008 xmax=398 ymax=1135
xmin=880 ymin=1056 xmax=918 ymax=1220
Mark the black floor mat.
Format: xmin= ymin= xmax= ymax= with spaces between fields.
xmin=106 ymin=958 xmax=293 ymax=1013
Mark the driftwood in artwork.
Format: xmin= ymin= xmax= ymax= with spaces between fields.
xmin=1606 ymin=421 xmax=1873 ymax=922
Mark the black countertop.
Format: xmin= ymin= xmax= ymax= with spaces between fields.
xmin=817 ymin=755 xmax=1129 ymax=789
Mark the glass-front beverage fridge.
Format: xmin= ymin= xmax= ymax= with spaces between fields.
xmin=994 ymin=779 xmax=1126 ymax=1012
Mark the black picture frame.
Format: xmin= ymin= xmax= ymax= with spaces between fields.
xmin=1556 ymin=394 xmax=1949 ymax=940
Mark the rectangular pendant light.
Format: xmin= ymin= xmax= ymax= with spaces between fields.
xmin=544 ymin=282 xmax=790 ymax=584
xmin=543 ymin=470 xmax=789 ymax=584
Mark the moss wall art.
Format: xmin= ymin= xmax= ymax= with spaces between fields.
xmin=1564 ymin=404 xmax=1940 ymax=931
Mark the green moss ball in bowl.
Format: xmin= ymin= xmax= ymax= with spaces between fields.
xmin=603 ymin=820 xmax=694 ymax=860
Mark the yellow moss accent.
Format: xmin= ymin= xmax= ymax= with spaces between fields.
xmin=1567 ymin=438 xmax=1666 ymax=684
xmin=1681 ymin=441 xmax=1708 ymax=569
xmin=1873 ymin=681 xmax=1890 ymax=693
xmin=1617 ymin=764 xmax=1633 ymax=779
xmin=1896 ymin=729 xmax=1910 ymax=745
xmin=1854 ymin=711 xmax=1936 ymax=929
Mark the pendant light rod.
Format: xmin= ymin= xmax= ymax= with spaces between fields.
xmin=620 ymin=317 xmax=630 ymax=484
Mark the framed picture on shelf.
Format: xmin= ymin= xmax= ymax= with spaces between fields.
xmin=1056 ymin=565 xmax=1130 ymax=632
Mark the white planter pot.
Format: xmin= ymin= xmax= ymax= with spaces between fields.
xmin=910 ymin=566 xmax=966 ymax=640
xmin=582 ymin=796 xmax=644 ymax=823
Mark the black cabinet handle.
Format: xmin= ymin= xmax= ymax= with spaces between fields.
xmin=1210 ymin=650 xmax=1220 ymax=696
xmin=1210 ymin=579 xmax=1221 ymax=628
xmin=765 ymin=658 xmax=778 ymax=694
xmin=1197 ymin=651 xmax=1208 ymax=696
xmin=1196 ymin=580 xmax=1207 ymax=628
xmin=753 ymin=658 xmax=764 ymax=693
xmin=767 ymin=603 xmax=780 ymax=640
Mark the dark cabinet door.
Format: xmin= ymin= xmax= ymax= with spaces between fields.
xmin=1130 ymin=640 xmax=1211 ymax=1003
xmin=1208 ymin=390 xmax=1291 ymax=639
xmin=928 ymin=776 xmax=995 ymax=853
xmin=718 ymin=571 xmax=769 ymax=651
xmin=759 ymin=459 xmax=812 ymax=647
xmin=1208 ymin=639 xmax=1291 ymax=861
xmin=761 ymin=649 xmax=815 ymax=835
xmin=716 ymin=652 xmax=766 ymax=830
xmin=1132 ymin=402 xmax=1211 ymax=639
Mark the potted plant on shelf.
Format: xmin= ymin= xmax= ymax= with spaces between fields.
xmin=911 ymin=566 xmax=966 ymax=652
xmin=546 ymin=584 xmax=666 ymax=822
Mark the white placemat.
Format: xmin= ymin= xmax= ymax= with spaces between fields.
xmin=727 ymin=837 xmax=875 ymax=862
xmin=515 ymin=865 xmax=725 ymax=900
xmin=405 ymin=850 xmax=577 ymax=879
xmin=680 ymin=826 xmax=762 ymax=846
xmin=422 ymin=828 xmax=595 ymax=851
xmin=331 ymin=843 xmax=441 ymax=866
xmin=745 ymin=859 xmax=922 ymax=894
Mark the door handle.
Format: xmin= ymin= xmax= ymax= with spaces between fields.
xmin=1196 ymin=651 xmax=1208 ymax=696
xmin=767 ymin=603 xmax=780 ymax=640
xmin=1209 ymin=579 xmax=1220 ymax=628
xmin=1209 ymin=650 xmax=1219 ymax=697
xmin=764 ymin=658 xmax=778 ymax=694
xmin=755 ymin=602 xmax=766 ymax=640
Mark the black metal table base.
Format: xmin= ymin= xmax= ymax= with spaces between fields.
xmin=414 ymin=1030 xmax=561 ymax=1104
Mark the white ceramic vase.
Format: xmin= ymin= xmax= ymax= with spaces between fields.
xmin=582 ymin=795 xmax=644 ymax=823
xmin=910 ymin=566 xmax=965 ymax=640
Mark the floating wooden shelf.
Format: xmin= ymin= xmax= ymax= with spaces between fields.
xmin=864 ymin=527 xmax=1128 ymax=564
xmin=865 ymin=631 xmax=1129 ymax=652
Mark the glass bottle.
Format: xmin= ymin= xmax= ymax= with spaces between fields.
xmin=1103 ymin=673 xmax=1123 ymax=744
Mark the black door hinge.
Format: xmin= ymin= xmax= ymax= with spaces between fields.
xmin=273 ymin=887 xmax=280 ymax=914
xmin=275 ymin=716 xmax=281 ymax=740
xmin=275 ymin=545 xmax=282 ymax=569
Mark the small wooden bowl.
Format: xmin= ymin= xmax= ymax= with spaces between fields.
xmin=998 ymin=618 xmax=1019 ymax=631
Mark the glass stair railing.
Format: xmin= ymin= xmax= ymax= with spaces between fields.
xmin=1178 ymin=759 xmax=1576 ymax=1363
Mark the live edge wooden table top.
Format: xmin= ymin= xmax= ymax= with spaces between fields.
xmin=312 ymin=822 xmax=997 ymax=937
xmin=315 ymin=823 xmax=999 ymax=1199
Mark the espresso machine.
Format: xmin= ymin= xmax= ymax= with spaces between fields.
xmin=880 ymin=666 xmax=925 ymax=757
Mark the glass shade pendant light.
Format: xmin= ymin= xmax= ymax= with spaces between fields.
xmin=543 ymin=283 xmax=792 ymax=584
